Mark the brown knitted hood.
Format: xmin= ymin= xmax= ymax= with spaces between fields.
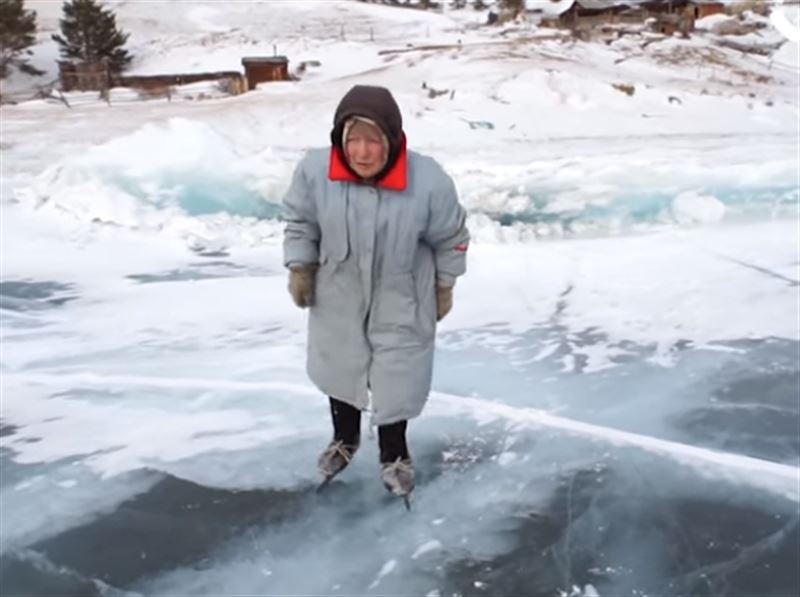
xmin=330 ymin=85 xmax=404 ymax=180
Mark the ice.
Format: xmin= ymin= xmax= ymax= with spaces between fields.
xmin=2 ymin=0 xmax=798 ymax=595
xmin=29 ymin=118 xmax=277 ymax=219
xmin=2 ymin=221 xmax=796 ymax=591
xmin=671 ymin=190 xmax=727 ymax=225
xmin=412 ymin=540 xmax=443 ymax=559
xmin=1 ymin=461 xmax=160 ymax=554
xmin=9 ymin=119 xmax=796 ymax=242
xmin=368 ymin=559 xmax=397 ymax=589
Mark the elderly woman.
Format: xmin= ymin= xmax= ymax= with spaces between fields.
xmin=282 ymin=84 xmax=469 ymax=500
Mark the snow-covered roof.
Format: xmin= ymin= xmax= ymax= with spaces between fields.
xmin=527 ymin=0 xmax=656 ymax=15
xmin=578 ymin=0 xmax=658 ymax=9
xmin=525 ymin=0 xmax=575 ymax=16
xmin=577 ymin=0 xmax=626 ymax=9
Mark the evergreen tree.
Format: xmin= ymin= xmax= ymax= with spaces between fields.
xmin=0 ymin=0 xmax=44 ymax=79
xmin=52 ymin=0 xmax=132 ymax=74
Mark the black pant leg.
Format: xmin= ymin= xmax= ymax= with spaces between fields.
xmin=329 ymin=397 xmax=361 ymax=445
xmin=378 ymin=420 xmax=409 ymax=463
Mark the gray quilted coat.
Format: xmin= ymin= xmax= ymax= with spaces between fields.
xmin=282 ymin=147 xmax=469 ymax=425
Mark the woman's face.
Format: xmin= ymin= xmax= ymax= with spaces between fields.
xmin=344 ymin=120 xmax=387 ymax=180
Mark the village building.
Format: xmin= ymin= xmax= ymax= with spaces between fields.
xmin=536 ymin=0 xmax=726 ymax=33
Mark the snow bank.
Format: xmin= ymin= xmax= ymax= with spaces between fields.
xmin=695 ymin=13 xmax=731 ymax=31
xmin=23 ymin=118 xmax=279 ymax=221
xmin=773 ymin=39 xmax=799 ymax=71
xmin=671 ymin=191 xmax=727 ymax=225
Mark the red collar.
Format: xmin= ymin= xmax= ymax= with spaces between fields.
xmin=328 ymin=134 xmax=407 ymax=191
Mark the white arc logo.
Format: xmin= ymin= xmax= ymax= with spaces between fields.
xmin=772 ymin=0 xmax=800 ymax=43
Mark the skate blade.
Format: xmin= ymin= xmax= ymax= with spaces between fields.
xmin=403 ymin=495 xmax=412 ymax=511
xmin=316 ymin=475 xmax=334 ymax=494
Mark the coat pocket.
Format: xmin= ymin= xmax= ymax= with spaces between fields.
xmin=372 ymin=272 xmax=434 ymax=343
xmin=319 ymin=193 xmax=350 ymax=264
xmin=373 ymin=273 xmax=417 ymax=335
xmin=412 ymin=251 xmax=436 ymax=340
xmin=385 ymin=214 xmax=425 ymax=273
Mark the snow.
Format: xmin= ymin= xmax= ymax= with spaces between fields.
xmin=671 ymin=190 xmax=727 ymax=224
xmin=368 ymin=559 xmax=397 ymax=589
xmin=1 ymin=1 xmax=798 ymax=596
xmin=530 ymin=0 xmax=575 ymax=17
xmin=412 ymin=540 xmax=443 ymax=558
xmin=428 ymin=391 xmax=800 ymax=501
xmin=773 ymin=39 xmax=800 ymax=70
xmin=584 ymin=585 xmax=600 ymax=597
xmin=772 ymin=2 xmax=800 ymax=43
xmin=694 ymin=13 xmax=733 ymax=31
xmin=46 ymin=118 xmax=273 ymax=218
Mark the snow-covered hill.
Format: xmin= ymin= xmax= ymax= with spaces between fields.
xmin=2 ymin=0 xmax=798 ymax=241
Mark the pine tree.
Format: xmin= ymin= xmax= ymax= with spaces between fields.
xmin=52 ymin=0 xmax=132 ymax=74
xmin=0 ymin=0 xmax=44 ymax=79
